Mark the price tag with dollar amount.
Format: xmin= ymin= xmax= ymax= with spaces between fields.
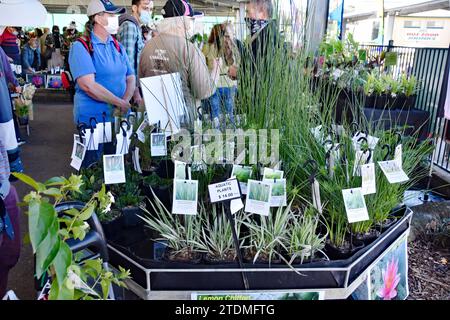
xmin=208 ymin=179 xmax=241 ymax=203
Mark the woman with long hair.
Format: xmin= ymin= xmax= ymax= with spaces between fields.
xmin=202 ymin=22 xmax=239 ymax=129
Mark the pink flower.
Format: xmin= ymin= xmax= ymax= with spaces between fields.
xmin=377 ymin=257 xmax=401 ymax=300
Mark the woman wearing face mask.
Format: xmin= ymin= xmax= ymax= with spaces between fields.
xmin=21 ymin=37 xmax=41 ymax=75
xmin=139 ymin=0 xmax=218 ymax=124
xmin=69 ymin=0 xmax=134 ymax=127
xmin=0 ymin=27 xmax=21 ymax=65
xmin=45 ymin=25 xmax=65 ymax=68
xmin=117 ymin=0 xmax=153 ymax=109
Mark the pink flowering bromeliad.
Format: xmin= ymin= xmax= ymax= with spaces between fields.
xmin=377 ymin=257 xmax=401 ymax=300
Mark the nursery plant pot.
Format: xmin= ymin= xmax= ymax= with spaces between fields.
xmin=395 ymin=94 xmax=407 ymax=110
xmin=154 ymin=159 xmax=175 ymax=179
xmin=374 ymin=94 xmax=388 ymax=109
xmin=355 ymin=229 xmax=381 ymax=245
xmin=243 ymin=248 xmax=282 ymax=265
xmin=101 ymin=214 xmax=124 ymax=241
xmin=365 ymin=95 xmax=376 ymax=108
xmin=122 ymin=206 xmax=143 ymax=228
xmin=18 ymin=115 xmax=29 ymax=125
xmin=324 ymin=239 xmax=365 ymax=260
xmin=377 ymin=217 xmax=398 ymax=233
xmin=163 ymin=249 xmax=203 ymax=264
xmin=387 ymin=95 xmax=397 ymax=109
xmin=204 ymin=251 xmax=238 ymax=265
xmin=405 ymin=94 xmax=417 ymax=110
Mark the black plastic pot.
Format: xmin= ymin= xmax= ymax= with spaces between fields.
xmin=203 ymin=253 xmax=238 ymax=266
xmin=355 ymin=229 xmax=381 ymax=245
xmin=163 ymin=250 xmax=203 ymax=265
xmin=18 ymin=115 xmax=29 ymax=125
xmin=101 ymin=215 xmax=124 ymax=241
xmin=122 ymin=206 xmax=143 ymax=228
xmin=365 ymin=95 xmax=376 ymax=108
xmin=324 ymin=239 xmax=365 ymax=260
xmin=154 ymin=159 xmax=175 ymax=179
xmin=405 ymin=95 xmax=417 ymax=109
xmin=374 ymin=94 xmax=388 ymax=109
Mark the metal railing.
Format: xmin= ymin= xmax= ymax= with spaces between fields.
xmin=361 ymin=44 xmax=450 ymax=172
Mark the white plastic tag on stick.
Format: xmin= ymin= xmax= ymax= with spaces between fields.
xmin=151 ymin=133 xmax=167 ymax=156
xmin=136 ymin=119 xmax=149 ymax=143
xmin=395 ymin=144 xmax=403 ymax=168
xmin=70 ymin=141 xmax=86 ymax=171
xmin=361 ymin=163 xmax=376 ymax=195
xmin=84 ymin=130 xmax=99 ymax=151
xmin=245 ymin=180 xmax=272 ymax=216
xmin=312 ymin=179 xmax=322 ymax=214
xmin=264 ymin=178 xmax=287 ymax=207
xmin=103 ymin=155 xmax=126 ymax=185
xmin=96 ymin=122 xmax=112 ymax=143
xmin=378 ymin=160 xmax=409 ymax=184
xmin=342 ymin=188 xmax=370 ymax=223
xmin=132 ymin=147 xmax=142 ymax=173
xmin=230 ymin=198 xmax=244 ymax=214
xmin=172 ymin=179 xmax=198 ymax=215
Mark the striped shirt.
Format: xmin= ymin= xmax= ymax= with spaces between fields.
xmin=0 ymin=29 xmax=20 ymax=64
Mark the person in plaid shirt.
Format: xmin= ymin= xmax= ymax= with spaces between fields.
xmin=117 ymin=0 xmax=153 ymax=109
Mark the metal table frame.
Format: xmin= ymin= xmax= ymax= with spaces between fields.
xmin=108 ymin=210 xmax=413 ymax=300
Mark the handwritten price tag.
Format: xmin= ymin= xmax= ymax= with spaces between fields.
xmin=208 ymin=179 xmax=241 ymax=203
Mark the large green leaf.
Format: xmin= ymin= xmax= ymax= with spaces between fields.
xmin=78 ymin=205 xmax=95 ymax=221
xmin=43 ymin=188 xmax=62 ymax=198
xmin=53 ymin=242 xmax=72 ymax=285
xmin=72 ymin=226 xmax=86 ymax=240
xmin=12 ymin=172 xmax=40 ymax=190
xmin=28 ymin=201 xmax=56 ymax=253
xmin=44 ymin=177 xmax=66 ymax=186
xmin=83 ymin=259 xmax=102 ymax=275
xmin=57 ymin=279 xmax=74 ymax=300
xmin=35 ymin=220 xmax=60 ymax=278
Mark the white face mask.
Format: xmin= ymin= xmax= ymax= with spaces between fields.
xmin=104 ymin=16 xmax=119 ymax=35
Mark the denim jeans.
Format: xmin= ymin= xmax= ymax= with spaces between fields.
xmin=208 ymin=87 xmax=236 ymax=127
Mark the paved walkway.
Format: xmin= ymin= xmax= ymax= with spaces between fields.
xmin=8 ymin=102 xmax=74 ymax=299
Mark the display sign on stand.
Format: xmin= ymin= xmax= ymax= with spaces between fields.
xmin=140 ymin=73 xmax=187 ymax=136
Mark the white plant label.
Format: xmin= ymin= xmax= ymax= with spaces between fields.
xmin=84 ymin=130 xmax=99 ymax=151
xmin=115 ymin=133 xmax=130 ymax=155
xmin=353 ymin=150 xmax=372 ymax=176
xmin=172 ymin=179 xmax=198 ymax=215
xmin=151 ymin=133 xmax=167 ymax=157
xmin=174 ymin=160 xmax=190 ymax=180
xmin=70 ymin=141 xmax=86 ymax=171
xmin=395 ymin=144 xmax=403 ymax=169
xmin=245 ymin=180 xmax=272 ymax=216
xmin=136 ymin=119 xmax=149 ymax=143
xmin=264 ymin=178 xmax=287 ymax=207
xmin=231 ymin=165 xmax=253 ymax=195
xmin=312 ymin=179 xmax=323 ymax=214
xmin=361 ymin=163 xmax=376 ymax=195
xmin=132 ymin=147 xmax=142 ymax=174
xmin=378 ymin=160 xmax=410 ymax=184
xmin=230 ymin=198 xmax=244 ymax=214
xmin=262 ymin=168 xmax=284 ymax=180
xmin=191 ymin=145 xmax=207 ymax=172
xmin=208 ymin=179 xmax=241 ymax=203
xmin=342 ymin=188 xmax=370 ymax=223
xmin=103 ymin=154 xmax=126 ymax=185
xmin=96 ymin=122 xmax=112 ymax=143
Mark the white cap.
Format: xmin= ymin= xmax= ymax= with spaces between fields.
xmin=0 ymin=0 xmax=47 ymax=27
xmin=87 ymin=0 xmax=126 ymax=17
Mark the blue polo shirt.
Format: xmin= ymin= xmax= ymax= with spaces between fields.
xmin=69 ymin=32 xmax=133 ymax=124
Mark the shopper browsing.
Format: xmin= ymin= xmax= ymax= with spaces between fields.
xmin=0 ymin=27 xmax=21 ymax=65
xmin=68 ymin=0 xmax=135 ymax=125
xmin=117 ymin=0 xmax=153 ymax=109
xmin=21 ymin=37 xmax=41 ymax=75
xmin=139 ymin=0 xmax=219 ymax=122
xmin=202 ymin=23 xmax=239 ymax=128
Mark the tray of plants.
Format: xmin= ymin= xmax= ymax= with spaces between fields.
xmin=107 ymin=205 xmax=412 ymax=296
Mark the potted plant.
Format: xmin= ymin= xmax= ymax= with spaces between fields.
xmin=239 ymin=205 xmax=291 ymax=265
xmin=13 ymin=173 xmax=130 ymax=300
xmin=288 ymin=207 xmax=328 ymax=264
xmin=15 ymin=104 xmax=29 ymax=125
xmin=139 ymin=192 xmax=204 ymax=264
xmin=400 ymin=75 xmax=418 ymax=110
xmin=142 ymin=172 xmax=172 ymax=212
xmin=197 ymin=204 xmax=243 ymax=264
